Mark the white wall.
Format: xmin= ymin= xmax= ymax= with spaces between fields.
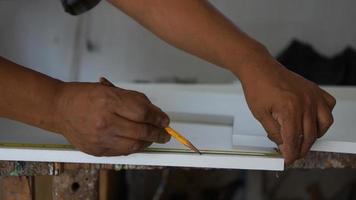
xmin=0 ymin=0 xmax=355 ymax=83
xmin=76 ymin=2 xmax=235 ymax=83
xmin=211 ymin=0 xmax=356 ymax=56
xmin=77 ymin=0 xmax=356 ymax=83
xmin=0 ymin=0 xmax=79 ymax=81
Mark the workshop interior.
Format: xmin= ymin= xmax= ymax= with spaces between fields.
xmin=0 ymin=0 xmax=356 ymax=200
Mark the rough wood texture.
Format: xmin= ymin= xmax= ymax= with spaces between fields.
xmin=290 ymin=152 xmax=356 ymax=169
xmin=0 ymin=176 xmax=32 ymax=200
xmin=0 ymin=161 xmax=60 ymax=176
xmin=52 ymin=166 xmax=99 ymax=200
xmin=99 ymin=170 xmax=124 ymax=200
xmin=34 ymin=176 xmax=53 ymax=200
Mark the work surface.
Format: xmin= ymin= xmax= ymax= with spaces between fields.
xmin=1 ymin=151 xmax=356 ymax=176
xmin=0 ymin=83 xmax=355 ymax=172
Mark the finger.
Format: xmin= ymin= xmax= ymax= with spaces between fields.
xmin=97 ymin=78 xmax=170 ymax=127
xmin=258 ymin=112 xmax=282 ymax=145
xmin=114 ymin=90 xmax=170 ymax=128
xmin=139 ymin=141 xmax=153 ymax=151
xmin=277 ymin=109 xmax=303 ymax=165
xmin=109 ymin=114 xmax=171 ymax=143
xmin=316 ymin=101 xmax=334 ymax=138
xmin=320 ymin=89 xmax=336 ymax=110
xmin=300 ymin=108 xmax=317 ymax=157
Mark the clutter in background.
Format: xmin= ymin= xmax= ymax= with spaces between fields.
xmin=277 ymin=40 xmax=356 ymax=85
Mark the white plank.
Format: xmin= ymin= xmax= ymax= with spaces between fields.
xmin=0 ymin=148 xmax=283 ymax=171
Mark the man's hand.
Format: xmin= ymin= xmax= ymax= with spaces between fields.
xmin=107 ymin=0 xmax=337 ymax=163
xmin=54 ymin=81 xmax=171 ymax=156
xmin=0 ymin=57 xmax=170 ymax=157
xmin=239 ymin=56 xmax=336 ymax=164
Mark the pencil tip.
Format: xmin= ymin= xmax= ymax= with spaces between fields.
xmin=187 ymin=142 xmax=202 ymax=155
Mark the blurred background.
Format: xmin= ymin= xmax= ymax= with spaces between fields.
xmin=1 ymin=0 xmax=355 ymax=83
xmin=1 ymin=0 xmax=356 ymax=200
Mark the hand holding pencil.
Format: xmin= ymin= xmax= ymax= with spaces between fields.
xmin=99 ymin=77 xmax=201 ymax=154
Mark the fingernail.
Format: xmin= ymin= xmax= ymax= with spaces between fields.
xmin=157 ymin=132 xmax=170 ymax=143
xmin=163 ymin=134 xmax=171 ymax=143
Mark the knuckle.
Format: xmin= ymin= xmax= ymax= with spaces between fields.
xmin=327 ymin=114 xmax=334 ymax=125
xmin=94 ymin=114 xmax=110 ymax=131
xmin=252 ymin=110 xmax=267 ymax=121
xmin=138 ymin=93 xmax=149 ymax=101
xmin=130 ymin=90 xmax=149 ymax=101
xmin=319 ymin=114 xmax=334 ymax=132
xmin=330 ymin=96 xmax=337 ymax=108
xmin=283 ymin=94 xmax=300 ymax=111
xmin=324 ymin=114 xmax=334 ymax=127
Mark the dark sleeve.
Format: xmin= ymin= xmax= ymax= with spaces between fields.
xmin=60 ymin=0 xmax=102 ymax=15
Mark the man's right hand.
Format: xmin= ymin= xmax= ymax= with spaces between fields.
xmin=54 ymin=81 xmax=171 ymax=156
xmin=237 ymin=54 xmax=336 ymax=164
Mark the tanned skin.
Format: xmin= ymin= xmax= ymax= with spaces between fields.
xmin=0 ymin=0 xmax=335 ymax=164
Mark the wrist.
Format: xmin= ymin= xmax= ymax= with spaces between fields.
xmin=230 ymin=43 xmax=271 ymax=73
xmin=225 ymin=42 xmax=281 ymax=85
xmin=50 ymin=81 xmax=68 ymax=134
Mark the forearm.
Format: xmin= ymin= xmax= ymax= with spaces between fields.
xmin=108 ymin=0 xmax=273 ymax=82
xmin=0 ymin=56 xmax=63 ymax=132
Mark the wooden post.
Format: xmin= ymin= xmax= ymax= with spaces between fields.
xmin=51 ymin=164 xmax=100 ymax=200
xmin=0 ymin=176 xmax=32 ymax=200
xmin=52 ymin=168 xmax=99 ymax=200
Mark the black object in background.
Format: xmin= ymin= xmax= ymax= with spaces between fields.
xmin=277 ymin=40 xmax=356 ymax=85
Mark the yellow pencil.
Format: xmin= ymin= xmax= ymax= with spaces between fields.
xmin=165 ymin=127 xmax=202 ymax=155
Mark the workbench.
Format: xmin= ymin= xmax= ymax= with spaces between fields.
xmin=1 ymin=151 xmax=356 ymax=200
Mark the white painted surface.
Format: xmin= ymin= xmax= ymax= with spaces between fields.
xmin=0 ymin=0 xmax=79 ymax=81
xmin=0 ymin=148 xmax=283 ymax=171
